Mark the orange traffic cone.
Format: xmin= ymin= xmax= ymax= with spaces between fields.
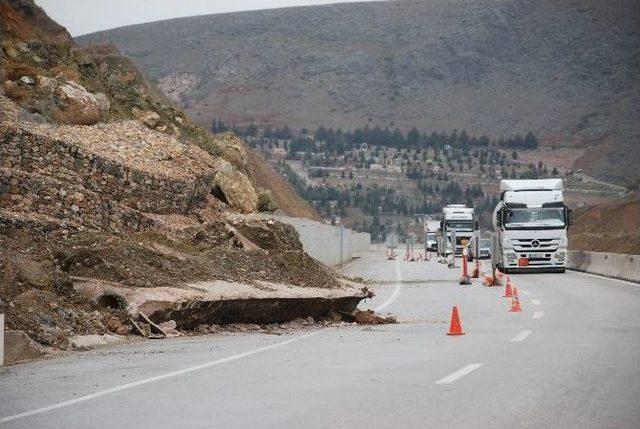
xmin=503 ymin=280 xmax=513 ymax=298
xmin=509 ymin=295 xmax=522 ymax=312
xmin=512 ymin=285 xmax=519 ymax=299
xmin=459 ymin=251 xmax=471 ymax=285
xmin=447 ymin=306 xmax=465 ymax=335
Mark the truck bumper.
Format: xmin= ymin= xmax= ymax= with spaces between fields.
xmin=502 ymin=251 xmax=567 ymax=273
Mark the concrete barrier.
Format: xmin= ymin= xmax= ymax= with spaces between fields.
xmin=1 ymin=314 xmax=4 ymax=366
xmin=568 ymin=251 xmax=640 ymax=283
xmin=278 ymin=217 xmax=371 ymax=267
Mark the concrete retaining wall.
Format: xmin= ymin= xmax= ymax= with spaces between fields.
xmin=568 ymin=251 xmax=640 ymax=283
xmin=1 ymin=314 xmax=4 ymax=366
xmin=278 ymin=217 xmax=371 ymax=267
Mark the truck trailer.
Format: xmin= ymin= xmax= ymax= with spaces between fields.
xmin=492 ymin=179 xmax=571 ymax=273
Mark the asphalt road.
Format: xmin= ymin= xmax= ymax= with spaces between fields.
xmin=1 ymin=249 xmax=640 ymax=428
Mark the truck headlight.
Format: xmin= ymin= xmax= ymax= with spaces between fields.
xmin=555 ymin=251 xmax=565 ymax=258
xmin=506 ymin=252 xmax=517 ymax=259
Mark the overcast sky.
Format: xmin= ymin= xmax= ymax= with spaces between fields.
xmin=34 ymin=0 xmax=381 ymax=36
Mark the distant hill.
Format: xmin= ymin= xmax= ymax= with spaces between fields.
xmin=78 ymin=0 xmax=640 ymax=186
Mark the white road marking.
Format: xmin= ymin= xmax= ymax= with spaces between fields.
xmin=375 ymin=258 xmax=402 ymax=312
xmin=0 ymin=330 xmax=322 ymax=423
xmin=520 ymin=290 xmax=531 ymax=295
xmin=435 ymin=363 xmax=483 ymax=384
xmin=533 ymin=311 xmax=545 ymax=319
xmin=532 ymin=299 xmax=541 ymax=306
xmin=510 ymin=330 xmax=533 ymax=342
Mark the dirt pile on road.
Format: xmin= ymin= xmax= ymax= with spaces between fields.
xmin=351 ymin=309 xmax=397 ymax=325
xmin=51 ymin=219 xmax=342 ymax=290
xmin=0 ymin=215 xmax=348 ymax=349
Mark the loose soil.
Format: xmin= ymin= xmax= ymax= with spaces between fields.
xmin=0 ymin=215 xmax=350 ymax=350
xmin=570 ymin=198 xmax=640 ymax=254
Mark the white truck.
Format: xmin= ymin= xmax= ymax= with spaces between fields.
xmin=437 ymin=204 xmax=479 ymax=257
xmin=492 ymin=179 xmax=570 ymax=273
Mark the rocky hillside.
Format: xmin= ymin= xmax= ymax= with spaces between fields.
xmin=78 ymin=0 xmax=640 ymax=186
xmin=0 ymin=0 xmax=349 ymax=352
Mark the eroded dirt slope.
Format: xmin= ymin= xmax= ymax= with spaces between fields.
xmin=570 ymin=199 xmax=640 ymax=254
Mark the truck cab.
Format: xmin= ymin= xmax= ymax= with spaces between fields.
xmin=438 ymin=204 xmax=479 ymax=257
xmin=492 ymin=179 xmax=570 ymax=273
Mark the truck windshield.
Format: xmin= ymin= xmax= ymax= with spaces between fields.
xmin=446 ymin=221 xmax=474 ymax=232
xmin=505 ymin=208 xmax=565 ymax=229
xmin=426 ymin=233 xmax=436 ymax=242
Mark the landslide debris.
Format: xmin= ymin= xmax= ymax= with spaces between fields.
xmin=0 ymin=215 xmax=347 ymax=348
xmin=350 ymin=309 xmax=397 ymax=325
xmin=0 ymin=0 xmax=355 ymax=357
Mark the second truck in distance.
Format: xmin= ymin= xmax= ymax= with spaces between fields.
xmin=437 ymin=204 xmax=479 ymax=258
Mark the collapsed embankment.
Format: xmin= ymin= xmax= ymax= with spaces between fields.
xmin=0 ymin=214 xmax=383 ymax=365
xmin=74 ymin=277 xmax=371 ymax=329
xmin=0 ymin=0 xmax=390 ymax=366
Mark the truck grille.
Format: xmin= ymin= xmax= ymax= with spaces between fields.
xmin=512 ymin=238 xmax=559 ymax=253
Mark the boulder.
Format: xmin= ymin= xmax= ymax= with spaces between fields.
xmin=214 ymin=159 xmax=258 ymax=213
xmin=36 ymin=75 xmax=58 ymax=91
xmin=19 ymin=76 xmax=35 ymax=85
xmin=94 ymin=92 xmax=110 ymax=116
xmin=214 ymin=132 xmax=249 ymax=168
xmin=70 ymin=334 xmax=128 ymax=351
xmin=131 ymin=107 xmax=160 ymax=128
xmin=158 ymin=319 xmax=179 ymax=336
xmin=3 ymin=330 xmax=47 ymax=365
xmin=53 ymin=81 xmax=101 ymax=125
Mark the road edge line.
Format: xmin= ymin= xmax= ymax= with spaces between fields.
xmin=0 ymin=330 xmax=323 ymax=424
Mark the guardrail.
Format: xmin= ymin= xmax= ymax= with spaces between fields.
xmin=568 ymin=250 xmax=640 ymax=283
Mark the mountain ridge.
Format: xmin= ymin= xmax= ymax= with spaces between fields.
xmin=78 ymin=0 xmax=640 ymax=186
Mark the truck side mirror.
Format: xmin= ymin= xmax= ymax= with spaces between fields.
xmin=498 ymin=207 xmax=511 ymax=228
xmin=495 ymin=210 xmax=502 ymax=227
xmin=565 ymin=207 xmax=572 ymax=228
xmin=474 ymin=220 xmax=479 ymax=230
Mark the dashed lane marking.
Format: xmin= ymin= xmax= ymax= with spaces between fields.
xmin=510 ymin=330 xmax=533 ymax=342
xmin=532 ymin=299 xmax=541 ymax=306
xmin=520 ymin=290 xmax=531 ymax=295
xmin=435 ymin=363 xmax=483 ymax=384
xmin=533 ymin=311 xmax=545 ymax=320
